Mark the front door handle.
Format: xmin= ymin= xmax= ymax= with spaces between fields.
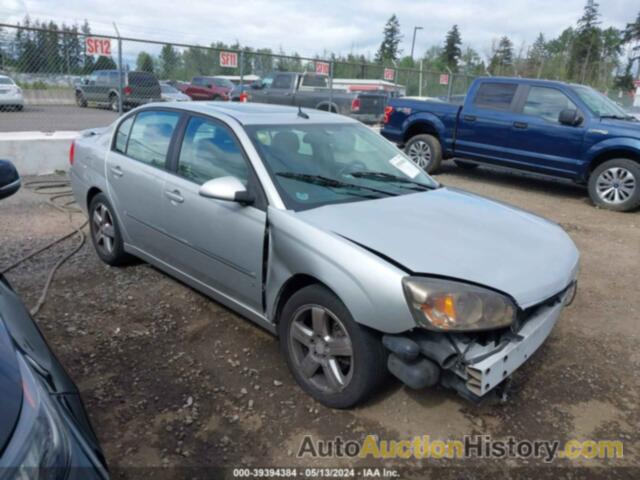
xmin=110 ymin=166 xmax=123 ymax=177
xmin=463 ymin=115 xmax=476 ymax=122
xmin=164 ymin=189 xmax=184 ymax=204
xmin=513 ymin=121 xmax=528 ymax=129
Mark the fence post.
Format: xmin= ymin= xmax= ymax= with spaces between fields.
xmin=113 ymin=22 xmax=123 ymax=115
xmin=329 ymin=60 xmax=334 ymax=112
xmin=446 ymin=67 xmax=453 ymax=102
xmin=239 ymin=50 xmax=244 ymax=86
xmin=419 ymin=60 xmax=423 ymax=97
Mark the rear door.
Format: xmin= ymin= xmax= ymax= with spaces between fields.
xmin=454 ymin=81 xmax=521 ymax=163
xmin=82 ymin=72 xmax=100 ymax=102
xmin=105 ymin=109 xmax=182 ymax=257
xmin=267 ymin=74 xmax=295 ymax=105
xmin=161 ymin=114 xmax=267 ymax=310
xmin=507 ymin=85 xmax=586 ymax=176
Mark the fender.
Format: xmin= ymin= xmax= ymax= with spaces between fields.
xmin=580 ymin=136 xmax=640 ymax=178
xmin=315 ymin=101 xmax=339 ymax=113
xmin=265 ymin=208 xmax=416 ymax=334
xmin=401 ymin=112 xmax=451 ymax=154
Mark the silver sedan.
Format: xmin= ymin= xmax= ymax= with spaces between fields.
xmin=69 ymin=103 xmax=579 ymax=408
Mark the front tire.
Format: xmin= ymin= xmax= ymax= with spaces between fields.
xmin=76 ymin=92 xmax=87 ymax=108
xmin=109 ymin=93 xmax=119 ymax=112
xmin=278 ymin=285 xmax=387 ymax=409
xmin=404 ymin=134 xmax=443 ymax=173
xmin=588 ymin=159 xmax=640 ymax=212
xmin=89 ymin=193 xmax=133 ymax=266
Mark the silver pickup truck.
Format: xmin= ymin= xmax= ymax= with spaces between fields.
xmin=243 ymin=72 xmax=388 ymax=124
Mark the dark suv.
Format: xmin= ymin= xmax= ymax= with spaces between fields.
xmin=76 ymin=70 xmax=162 ymax=111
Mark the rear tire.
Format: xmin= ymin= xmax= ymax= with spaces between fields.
xmin=109 ymin=93 xmax=119 ymax=112
xmin=89 ymin=193 xmax=133 ymax=266
xmin=278 ymin=285 xmax=388 ymax=409
xmin=404 ymin=134 xmax=442 ymax=173
xmin=588 ymin=159 xmax=640 ymax=212
xmin=454 ymin=160 xmax=479 ymax=170
xmin=76 ymin=92 xmax=87 ymax=108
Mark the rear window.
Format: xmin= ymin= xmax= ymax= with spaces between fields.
xmin=213 ymin=78 xmax=234 ymax=88
xmin=114 ymin=116 xmax=134 ymax=154
xmin=473 ymin=82 xmax=518 ymax=110
xmin=0 ymin=77 xmax=14 ymax=85
xmin=128 ymin=72 xmax=158 ymax=86
xmin=125 ymin=110 xmax=180 ymax=168
xmin=273 ymin=75 xmax=293 ymax=89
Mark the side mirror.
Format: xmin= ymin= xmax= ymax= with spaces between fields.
xmin=250 ymin=82 xmax=262 ymax=90
xmin=199 ymin=176 xmax=253 ymax=204
xmin=0 ymin=159 xmax=21 ymax=200
xmin=559 ymin=108 xmax=582 ymax=126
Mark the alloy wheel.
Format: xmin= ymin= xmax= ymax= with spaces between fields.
xmin=288 ymin=305 xmax=354 ymax=394
xmin=407 ymin=141 xmax=432 ymax=169
xmin=92 ymin=203 xmax=116 ymax=255
xmin=595 ymin=167 xmax=636 ymax=205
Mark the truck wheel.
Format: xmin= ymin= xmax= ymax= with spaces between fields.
xmin=278 ymin=285 xmax=388 ymax=409
xmin=454 ymin=160 xmax=479 ymax=170
xmin=405 ymin=134 xmax=442 ymax=173
xmin=588 ymin=159 xmax=640 ymax=212
xmin=76 ymin=92 xmax=87 ymax=108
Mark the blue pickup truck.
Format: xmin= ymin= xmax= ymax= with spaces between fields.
xmin=381 ymin=77 xmax=640 ymax=212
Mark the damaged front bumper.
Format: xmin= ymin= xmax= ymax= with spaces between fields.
xmin=383 ymin=285 xmax=575 ymax=401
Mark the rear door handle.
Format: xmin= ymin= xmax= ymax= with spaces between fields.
xmin=513 ymin=121 xmax=528 ymax=129
xmin=463 ymin=115 xmax=476 ymax=122
xmin=164 ymin=189 xmax=184 ymax=204
xmin=110 ymin=166 xmax=123 ymax=177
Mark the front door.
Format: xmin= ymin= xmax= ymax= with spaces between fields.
xmin=161 ymin=114 xmax=266 ymax=310
xmin=507 ymin=85 xmax=586 ymax=176
xmin=106 ymin=109 xmax=182 ymax=257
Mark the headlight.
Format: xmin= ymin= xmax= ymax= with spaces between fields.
xmin=402 ymin=277 xmax=516 ymax=331
xmin=5 ymin=355 xmax=70 ymax=479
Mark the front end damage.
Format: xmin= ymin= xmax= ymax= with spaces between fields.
xmin=383 ymin=284 xmax=576 ymax=402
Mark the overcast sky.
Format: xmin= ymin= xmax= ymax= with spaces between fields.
xmin=2 ymin=0 xmax=637 ymax=60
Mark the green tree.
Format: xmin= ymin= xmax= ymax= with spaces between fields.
xmin=159 ymin=44 xmax=180 ymax=79
xmin=569 ymin=0 xmax=602 ymax=83
xmin=93 ymin=55 xmax=117 ymax=71
xmin=460 ymin=46 xmax=484 ymax=75
xmin=136 ymin=51 xmax=154 ymax=73
xmin=526 ymin=33 xmax=548 ymax=78
xmin=623 ymin=11 xmax=640 ymax=42
xmin=489 ymin=36 xmax=514 ymax=75
xmin=375 ymin=14 xmax=402 ymax=64
xmin=439 ymin=25 xmax=462 ymax=72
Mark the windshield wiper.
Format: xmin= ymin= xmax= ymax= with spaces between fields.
xmin=600 ymin=114 xmax=635 ymax=121
xmin=349 ymin=171 xmax=436 ymax=191
xmin=276 ymin=172 xmax=396 ymax=197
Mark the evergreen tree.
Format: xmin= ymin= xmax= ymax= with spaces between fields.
xmin=159 ymin=44 xmax=180 ymax=79
xmin=526 ymin=33 xmax=548 ymax=78
xmin=136 ymin=51 xmax=154 ymax=73
xmin=375 ymin=14 xmax=402 ymax=64
xmin=489 ymin=36 xmax=514 ymax=75
xmin=439 ymin=25 xmax=462 ymax=72
xmin=93 ymin=55 xmax=117 ymax=70
xmin=569 ymin=0 xmax=602 ymax=83
xmin=623 ymin=11 xmax=640 ymax=43
xmin=81 ymin=20 xmax=95 ymax=74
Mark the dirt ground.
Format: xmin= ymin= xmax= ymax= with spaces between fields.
xmin=1 ymin=163 xmax=638 ymax=479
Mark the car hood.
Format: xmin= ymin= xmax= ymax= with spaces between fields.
xmin=0 ymin=306 xmax=22 ymax=455
xmin=599 ymin=118 xmax=640 ymax=135
xmin=295 ymin=187 xmax=579 ymax=308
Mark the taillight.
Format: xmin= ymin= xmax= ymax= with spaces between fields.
xmin=69 ymin=141 xmax=75 ymax=166
xmin=239 ymin=92 xmax=249 ymax=103
xmin=351 ymin=98 xmax=360 ymax=112
xmin=383 ymin=105 xmax=394 ymax=124
xmin=123 ymin=86 xmax=132 ymax=96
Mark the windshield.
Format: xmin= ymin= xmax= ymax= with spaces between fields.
xmin=572 ymin=86 xmax=629 ymax=118
xmin=213 ymin=78 xmax=234 ymax=89
xmin=160 ymin=84 xmax=178 ymax=93
xmin=246 ymin=123 xmax=439 ymax=211
xmin=0 ymin=77 xmax=14 ymax=85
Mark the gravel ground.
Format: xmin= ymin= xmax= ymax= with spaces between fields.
xmin=1 ymin=164 xmax=638 ymax=478
xmin=0 ymin=105 xmax=117 ymax=132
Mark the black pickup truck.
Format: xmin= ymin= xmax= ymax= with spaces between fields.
xmin=243 ymin=72 xmax=388 ymax=123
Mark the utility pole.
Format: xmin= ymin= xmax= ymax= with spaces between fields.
xmin=113 ymin=22 xmax=123 ymax=115
xmin=410 ymin=26 xmax=423 ymax=60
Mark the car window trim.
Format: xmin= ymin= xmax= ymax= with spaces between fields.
xmin=167 ymin=111 xmax=269 ymax=211
xmin=515 ymin=85 xmax=584 ymax=125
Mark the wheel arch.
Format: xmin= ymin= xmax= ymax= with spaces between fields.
xmin=272 ymin=274 xmax=339 ymax=326
xmin=86 ymin=186 xmax=102 ymax=210
xmin=315 ymin=102 xmax=338 ymax=113
xmin=588 ymin=148 xmax=640 ymax=176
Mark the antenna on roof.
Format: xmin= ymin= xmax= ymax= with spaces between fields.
xmin=297 ymin=105 xmax=309 ymax=119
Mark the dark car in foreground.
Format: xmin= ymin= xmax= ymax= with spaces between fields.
xmin=75 ymin=70 xmax=162 ymax=111
xmin=382 ymin=77 xmax=640 ymax=211
xmin=0 ymin=160 xmax=108 ymax=479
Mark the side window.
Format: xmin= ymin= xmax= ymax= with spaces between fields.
xmin=126 ymin=110 xmax=180 ymax=168
xmin=192 ymin=77 xmax=203 ymax=86
xmin=114 ymin=116 xmax=134 ymax=154
xmin=523 ymin=87 xmax=577 ymax=123
xmin=272 ymin=75 xmax=292 ymax=89
xmin=261 ymin=75 xmax=274 ymax=88
xmin=473 ymin=83 xmax=518 ymax=111
xmin=96 ymin=71 xmax=109 ymax=85
xmin=88 ymin=73 xmax=98 ymax=85
xmin=177 ymin=116 xmax=249 ymax=185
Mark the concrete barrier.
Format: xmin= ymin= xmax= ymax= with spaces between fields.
xmin=0 ymin=131 xmax=78 ymax=175
xmin=23 ymin=89 xmax=76 ymax=106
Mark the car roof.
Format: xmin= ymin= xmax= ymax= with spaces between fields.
xmin=140 ymin=102 xmax=358 ymax=126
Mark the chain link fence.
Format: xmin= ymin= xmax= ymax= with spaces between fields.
xmin=0 ymin=22 xmax=476 ymax=129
